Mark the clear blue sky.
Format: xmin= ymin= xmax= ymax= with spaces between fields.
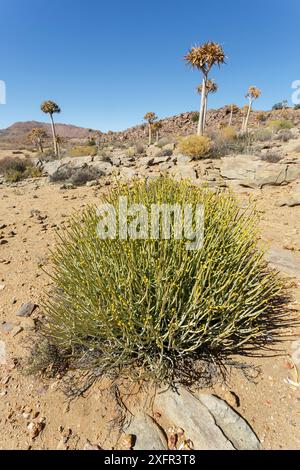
xmin=0 ymin=0 xmax=299 ymax=131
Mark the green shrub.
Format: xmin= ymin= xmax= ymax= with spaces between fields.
xmin=190 ymin=111 xmax=200 ymax=123
xmin=39 ymin=178 xmax=286 ymax=385
xmin=178 ymin=135 xmax=212 ymax=159
xmin=268 ymin=119 xmax=293 ymax=130
xmin=4 ymin=169 xmax=24 ymax=183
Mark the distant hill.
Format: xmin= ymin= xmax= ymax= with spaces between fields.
xmin=1 ymin=107 xmax=300 ymax=148
xmin=0 ymin=121 xmax=101 ymax=144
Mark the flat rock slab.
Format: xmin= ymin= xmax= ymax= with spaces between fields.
xmin=125 ymin=414 xmax=168 ymax=450
xmin=197 ymin=394 xmax=261 ymax=450
xmin=278 ymin=187 xmax=300 ymax=207
xmin=155 ymin=387 xmax=234 ymax=450
xmin=220 ymin=155 xmax=300 ymax=189
xmin=16 ymin=302 xmax=37 ymax=318
xmin=266 ymin=247 xmax=300 ymax=278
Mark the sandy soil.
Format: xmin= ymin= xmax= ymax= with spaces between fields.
xmin=0 ymin=176 xmax=300 ymax=450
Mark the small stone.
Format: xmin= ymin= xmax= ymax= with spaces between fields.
xmin=83 ymin=440 xmax=101 ymax=450
xmin=12 ymin=325 xmax=23 ymax=337
xmin=1 ymin=375 xmax=10 ymax=385
xmin=0 ymin=240 xmax=8 ymax=245
xmin=0 ymin=284 xmax=5 ymax=290
xmin=0 ymin=322 xmax=15 ymax=334
xmin=16 ymin=302 xmax=37 ymax=318
xmin=0 ymin=340 xmax=6 ymax=365
xmin=0 ymin=224 xmax=7 ymax=230
xmin=120 ymin=434 xmax=135 ymax=450
xmin=27 ymin=421 xmax=44 ymax=440
xmin=86 ymin=180 xmax=99 ymax=187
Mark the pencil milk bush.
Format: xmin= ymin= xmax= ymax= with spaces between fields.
xmin=40 ymin=178 xmax=287 ymax=384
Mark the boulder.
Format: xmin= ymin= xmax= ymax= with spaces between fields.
xmin=146 ymin=145 xmax=163 ymax=159
xmin=170 ymin=165 xmax=198 ymax=181
xmin=174 ymin=154 xmax=193 ymax=164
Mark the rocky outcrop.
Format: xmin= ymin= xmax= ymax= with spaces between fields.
xmin=125 ymin=387 xmax=261 ymax=451
xmin=219 ymin=154 xmax=300 ymax=188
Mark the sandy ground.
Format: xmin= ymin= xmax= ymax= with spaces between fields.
xmin=0 ymin=176 xmax=300 ymax=450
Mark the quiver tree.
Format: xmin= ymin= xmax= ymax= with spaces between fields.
xmin=27 ymin=128 xmax=48 ymax=153
xmin=152 ymin=120 xmax=163 ymax=143
xmin=242 ymin=87 xmax=261 ymax=132
xmin=185 ymin=41 xmax=225 ymax=135
xmin=227 ymin=104 xmax=239 ymax=127
xmin=197 ymin=79 xmax=218 ymax=130
xmin=144 ymin=112 xmax=158 ymax=145
xmin=40 ymin=100 xmax=61 ymax=157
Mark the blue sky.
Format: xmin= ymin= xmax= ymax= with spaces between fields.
xmin=0 ymin=0 xmax=299 ymax=131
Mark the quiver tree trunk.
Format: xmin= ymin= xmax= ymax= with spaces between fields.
xmin=50 ymin=114 xmax=58 ymax=156
xmin=243 ymin=100 xmax=252 ymax=132
xmin=148 ymin=123 xmax=152 ymax=145
xmin=198 ymin=77 xmax=206 ymax=136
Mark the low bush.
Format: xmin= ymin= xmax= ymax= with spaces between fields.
xmin=211 ymin=133 xmax=254 ymax=158
xmin=37 ymin=178 xmax=287 ymax=386
xmin=126 ymin=147 xmax=135 ymax=158
xmin=135 ymin=143 xmax=145 ymax=155
xmin=70 ymin=146 xmax=98 ymax=157
xmin=218 ymin=126 xmax=237 ymax=141
xmin=178 ymin=135 xmax=212 ymax=159
xmin=70 ymin=166 xmax=104 ymax=186
xmin=190 ymin=111 xmax=200 ymax=123
xmin=276 ymin=130 xmax=293 ymax=142
xmin=268 ymin=119 xmax=293 ymax=130
xmin=157 ymin=138 xmax=170 ymax=148
xmin=0 ymin=157 xmax=42 ymax=182
xmin=256 ymin=112 xmax=267 ymax=123
xmin=261 ymin=151 xmax=283 ymax=163
xmin=254 ymin=129 xmax=273 ymax=142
